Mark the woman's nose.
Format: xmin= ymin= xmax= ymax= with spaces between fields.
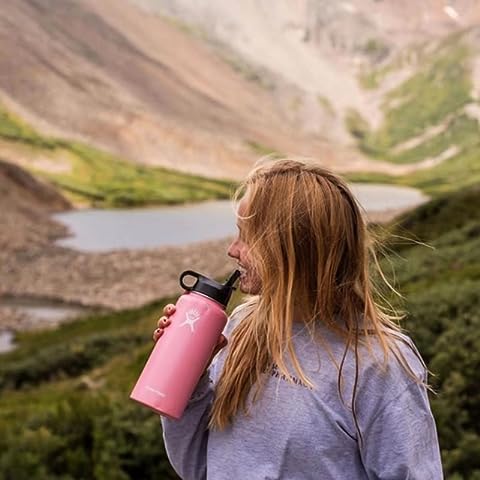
xmin=227 ymin=240 xmax=239 ymax=259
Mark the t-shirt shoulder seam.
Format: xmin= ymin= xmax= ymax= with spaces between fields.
xmin=368 ymin=380 xmax=426 ymax=428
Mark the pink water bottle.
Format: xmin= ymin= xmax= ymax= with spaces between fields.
xmin=130 ymin=269 xmax=240 ymax=419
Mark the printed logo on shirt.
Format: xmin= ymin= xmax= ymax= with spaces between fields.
xmin=270 ymin=363 xmax=312 ymax=389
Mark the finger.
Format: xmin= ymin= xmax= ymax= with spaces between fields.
xmin=157 ymin=316 xmax=171 ymax=328
xmin=152 ymin=328 xmax=163 ymax=342
xmin=212 ymin=335 xmax=228 ymax=357
xmin=217 ymin=334 xmax=228 ymax=349
xmin=163 ymin=304 xmax=176 ymax=316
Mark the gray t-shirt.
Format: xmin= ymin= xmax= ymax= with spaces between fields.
xmin=161 ymin=311 xmax=443 ymax=479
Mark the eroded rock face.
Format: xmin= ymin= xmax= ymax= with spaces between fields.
xmin=0 ymin=159 xmax=71 ymax=252
xmin=0 ymin=160 xmax=70 ymax=211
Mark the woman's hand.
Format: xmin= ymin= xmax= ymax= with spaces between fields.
xmin=152 ymin=303 xmax=175 ymax=342
xmin=152 ymin=303 xmax=228 ymax=362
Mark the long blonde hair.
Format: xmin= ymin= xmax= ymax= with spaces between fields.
xmin=210 ymin=159 xmax=420 ymax=436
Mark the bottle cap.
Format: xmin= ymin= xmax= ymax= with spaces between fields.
xmin=179 ymin=269 xmax=241 ymax=307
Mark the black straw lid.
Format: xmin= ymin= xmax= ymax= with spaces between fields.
xmin=179 ymin=269 xmax=241 ymax=307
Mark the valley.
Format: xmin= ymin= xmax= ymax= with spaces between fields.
xmin=0 ymin=1 xmax=479 ymax=478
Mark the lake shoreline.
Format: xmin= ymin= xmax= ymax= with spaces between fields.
xmin=1 ymin=176 xmax=428 ymax=340
xmin=50 ymin=185 xmax=428 ymax=252
xmin=0 ymin=204 xmax=416 ymax=336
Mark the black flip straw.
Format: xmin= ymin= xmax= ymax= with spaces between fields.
xmin=224 ymin=269 xmax=241 ymax=288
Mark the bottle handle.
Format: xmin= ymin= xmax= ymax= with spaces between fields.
xmin=179 ymin=270 xmax=200 ymax=291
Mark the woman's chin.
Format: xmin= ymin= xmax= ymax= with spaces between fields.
xmin=239 ymin=278 xmax=260 ymax=295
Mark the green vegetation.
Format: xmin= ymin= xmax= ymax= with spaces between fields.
xmin=359 ymin=38 xmax=390 ymax=64
xmin=0 ymin=300 xmax=179 ymax=479
xmin=1 ymin=188 xmax=479 ymax=477
xmin=345 ymin=108 xmax=370 ymax=141
xmin=318 ymin=95 xmax=335 ymax=116
xmin=47 ymin=143 xmax=235 ymax=207
xmin=345 ymin=41 xmax=479 ymax=478
xmin=390 ymin=114 xmax=478 ymax=165
xmin=0 ymin=287 xmax=244 ymax=479
xmin=347 ymin=34 xmax=480 ymax=197
xmin=358 ymin=44 xmax=424 ymax=90
xmin=0 ymin=108 xmax=58 ymax=150
xmin=0 ymin=105 xmax=235 ymax=207
xmin=379 ymin=186 xmax=480 ymax=478
xmin=220 ymin=53 xmax=274 ymax=90
xmin=364 ymin=41 xmax=471 ymax=155
xmin=246 ymin=139 xmax=282 ymax=157
xmin=353 ymin=40 xmax=473 ymax=159
xmin=401 ymin=144 xmax=480 ymax=195
xmin=346 ymin=138 xmax=480 ymax=197
xmin=1 ymin=26 xmax=479 ymax=477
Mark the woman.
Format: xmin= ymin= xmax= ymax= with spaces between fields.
xmin=154 ymin=159 xmax=443 ymax=479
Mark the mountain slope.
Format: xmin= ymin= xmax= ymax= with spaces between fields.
xmin=3 ymin=0 xmax=477 ymax=183
xmin=0 ymin=0 xmax=361 ymax=180
xmin=346 ymin=28 xmax=480 ymax=195
xmin=135 ymin=0 xmax=480 ymax=143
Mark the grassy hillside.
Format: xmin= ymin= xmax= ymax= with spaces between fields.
xmin=361 ymin=40 xmax=472 ymax=159
xmin=0 ymin=285 xmax=244 ymax=479
xmin=347 ymin=32 xmax=480 ymax=196
xmin=0 ymin=187 xmax=479 ymax=478
xmin=0 ymin=300 xmax=179 ymax=479
xmin=0 ymin=106 xmax=234 ymax=207
xmin=380 ymin=186 xmax=480 ymax=478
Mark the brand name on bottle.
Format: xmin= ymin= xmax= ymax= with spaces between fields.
xmin=146 ymin=386 xmax=166 ymax=397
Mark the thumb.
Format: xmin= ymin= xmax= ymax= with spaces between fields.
xmin=217 ymin=334 xmax=228 ymax=349
xmin=211 ymin=334 xmax=228 ymax=359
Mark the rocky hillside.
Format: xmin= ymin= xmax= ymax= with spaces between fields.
xmin=5 ymin=0 xmax=477 ymax=183
xmin=135 ymin=0 xmax=480 ymax=144
xmin=0 ymin=159 xmax=70 ymax=252
xmin=0 ymin=0 xmax=362 ymax=181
